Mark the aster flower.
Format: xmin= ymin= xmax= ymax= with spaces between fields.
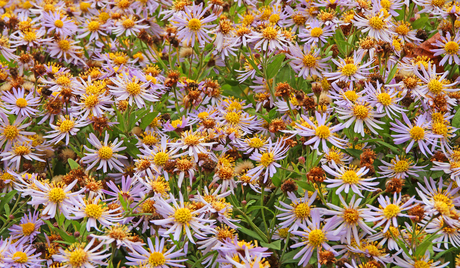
xmin=81 ymin=132 xmax=128 ymax=173
xmin=73 ymin=92 xmax=114 ymax=119
xmin=414 ymin=63 xmax=458 ymax=98
xmin=3 ymin=241 xmax=43 ymax=268
xmin=197 ymin=225 xmax=238 ymax=254
xmin=102 ymin=175 xmax=145 ymax=204
xmin=1 ymin=88 xmax=40 ymax=117
xmin=45 ymin=114 xmax=88 ymax=145
xmin=0 ymin=112 xmax=34 ymax=150
xmin=364 ymin=193 xmax=416 ymax=233
xmin=47 ymin=37 xmax=85 ymax=65
xmin=324 ymin=53 xmax=374 ymax=83
xmin=247 ymin=138 xmax=289 ymax=183
xmin=0 ymin=142 xmax=45 ymax=170
xmin=70 ymin=196 xmax=122 ymax=231
xmin=8 ymin=211 xmax=43 ymax=243
xmin=169 ymin=130 xmax=216 ymax=162
xmin=152 ymin=192 xmax=213 ymax=243
xmin=379 ymin=155 xmax=426 ymax=179
xmin=424 ymin=217 xmax=460 ymax=250
xmin=299 ymin=20 xmax=333 ymax=46
xmin=394 ymin=251 xmax=450 ymax=268
xmin=126 ymin=236 xmax=186 ymax=267
xmin=0 ymin=35 xmax=18 ymax=61
xmin=364 ymin=81 xmax=406 ymax=120
xmin=172 ymin=3 xmax=218 ymax=47
xmin=353 ymin=10 xmax=393 ymax=42
xmin=276 ymin=191 xmax=319 ymax=231
xmin=248 ymin=24 xmax=288 ymax=52
xmin=91 ymin=224 xmax=144 ymax=249
xmin=10 ymin=29 xmax=51 ymax=49
xmin=109 ymin=73 xmax=159 ymax=108
xmin=112 ymin=15 xmax=149 ymax=36
xmin=320 ymin=146 xmax=353 ymax=167
xmin=42 ymin=11 xmax=77 ymax=37
xmin=336 ymin=100 xmax=385 ymax=137
xmin=287 ymin=43 xmax=331 ymax=79
xmin=323 ymin=163 xmax=378 ymax=197
xmin=53 ymin=239 xmax=110 ymax=267
xmin=77 ymin=19 xmax=108 ymax=42
xmin=291 ymin=209 xmax=341 ymax=267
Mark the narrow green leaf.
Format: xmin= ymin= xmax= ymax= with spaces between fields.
xmin=266 ymin=53 xmax=286 ymax=79
xmin=68 ymin=159 xmax=80 ymax=170
xmin=386 ymin=62 xmax=399 ymax=84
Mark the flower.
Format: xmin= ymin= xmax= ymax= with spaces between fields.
xmin=70 ymin=196 xmax=122 ymax=231
xmin=47 ymin=36 xmax=85 ymax=65
xmin=42 ymin=11 xmax=77 ymax=37
xmin=0 ymin=141 xmax=45 ymax=170
xmin=353 ymin=10 xmax=393 ymax=42
xmin=299 ymin=19 xmax=333 ymax=46
xmin=287 ymin=43 xmax=331 ymax=79
xmin=364 ymin=81 xmax=406 ymax=120
xmin=336 ymin=100 xmax=384 ymax=137
xmin=112 ymin=15 xmax=149 ymax=36
xmin=276 ymin=191 xmax=319 ymax=231
xmin=323 ymin=163 xmax=378 ymax=197
xmin=81 ymin=132 xmax=127 ymax=173
xmin=45 ymin=114 xmax=88 ymax=145
xmin=3 ymin=240 xmax=43 ymax=268
xmin=247 ymin=138 xmax=289 ymax=182
xmin=324 ymin=53 xmax=374 ymax=83
xmin=169 ymin=130 xmax=216 ymax=162
xmin=52 ymin=239 xmax=110 ymax=267
xmin=109 ymin=73 xmax=159 ymax=108
xmin=249 ymin=24 xmax=288 ymax=52
xmin=0 ymin=112 xmax=34 ymax=150
xmin=394 ymin=251 xmax=450 ymax=268
xmin=1 ymin=88 xmax=40 ymax=117
xmin=91 ymin=224 xmax=144 ymax=249
xmin=8 ymin=211 xmax=43 ymax=243
xmin=379 ymin=155 xmax=426 ymax=179
xmin=126 ymin=236 xmax=186 ymax=267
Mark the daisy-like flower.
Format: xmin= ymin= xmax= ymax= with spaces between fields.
xmin=276 ymin=191 xmax=319 ymax=231
xmin=336 ymin=100 xmax=384 ymax=136
xmin=109 ymin=73 xmax=158 ymax=108
xmin=324 ymin=53 xmax=374 ymax=83
xmin=323 ymin=195 xmax=375 ymax=245
xmin=71 ymin=196 xmax=122 ymax=231
xmin=74 ymin=92 xmax=114 ymax=120
xmin=10 ymin=29 xmax=51 ymax=49
xmin=323 ymin=163 xmax=378 ymax=196
xmin=249 ymin=24 xmax=288 ymax=51
xmin=0 ymin=35 xmax=18 ymax=61
xmin=291 ymin=209 xmax=341 ymax=267
xmin=8 ymin=211 xmax=43 ymax=243
xmin=21 ymin=179 xmax=82 ymax=219
xmin=169 ymin=130 xmax=216 ymax=162
xmin=298 ymin=20 xmax=333 ymax=46
xmin=91 ymin=224 xmax=144 ymax=249
xmin=287 ymin=43 xmax=331 ymax=79
xmin=3 ymin=241 xmax=43 ymax=268
xmin=364 ymin=193 xmax=416 ymax=233
xmin=53 ymin=239 xmax=110 ymax=268
xmin=152 ymin=192 xmax=213 ymax=243
xmin=45 ymin=114 xmax=88 ymax=145
xmin=0 ymin=112 xmax=34 ymax=150
xmin=172 ymin=3 xmax=218 ymax=47
xmin=379 ymin=155 xmax=426 ymax=179
xmin=197 ymin=225 xmax=238 ymax=254
xmin=112 ymin=15 xmax=149 ymax=36
xmin=414 ymin=63 xmax=458 ymax=98
xmin=42 ymin=11 xmax=77 ymax=37
xmin=320 ymin=146 xmax=353 ymax=167
xmin=81 ymin=132 xmax=127 ymax=173
xmin=1 ymin=88 xmax=40 ymax=117
xmin=364 ymin=81 xmax=405 ymax=119
xmin=247 ymin=138 xmax=289 ymax=182
xmin=394 ymin=251 xmax=450 ymax=268
xmin=390 ymin=113 xmax=438 ymax=156
xmin=0 ymin=142 xmax=45 ymax=170
xmin=126 ymin=236 xmax=186 ymax=267
xmin=424 ymin=217 xmax=460 ymax=250
xmin=292 ymin=111 xmax=347 ymax=153
xmin=353 ymin=10 xmax=393 ymax=42
xmin=392 ymin=21 xmax=421 ymax=44
xmin=77 ymin=19 xmax=108 ymax=42
xmin=47 ymin=37 xmax=85 ymax=65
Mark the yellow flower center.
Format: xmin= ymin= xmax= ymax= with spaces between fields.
xmin=154 ymin=152 xmax=169 ymax=166
xmin=85 ymin=203 xmax=103 ymax=219
xmin=84 ymin=95 xmax=99 ymax=108
xmin=69 ymin=248 xmax=88 ymax=267
xmin=315 ymin=125 xmax=330 ymax=139
xmin=369 ymin=16 xmax=384 ymax=30
xmin=302 ymin=54 xmax=317 ymax=68
xmin=174 ymin=207 xmax=192 ymax=224
xmin=343 ymin=208 xmax=360 ymax=224
xmin=308 ymin=229 xmax=325 ymax=247
xmin=262 ymin=26 xmax=278 ymax=40
xmin=98 ymin=146 xmax=113 ymax=160
xmin=23 ymin=31 xmax=37 ymax=42
xmin=341 ymin=170 xmax=360 ymax=184
xmin=293 ymin=203 xmax=310 ymax=219
xmin=21 ymin=222 xmax=35 ymax=236
xmin=364 ymin=244 xmax=381 ymax=256
xmin=377 ymin=92 xmax=392 ymax=106
xmin=395 ymin=24 xmax=410 ymax=35
xmin=54 ymin=19 xmax=64 ymax=28
xmin=393 ymin=160 xmax=409 ymax=173
xmin=409 ymin=126 xmax=425 ymax=141
xmin=59 ymin=119 xmax=75 ymax=133
xmin=341 ymin=63 xmax=358 ymax=76
xmin=414 ymin=260 xmax=431 ymax=268
xmin=149 ymin=252 xmax=166 ymax=266
xmin=183 ymin=134 xmax=200 ymax=146
xmin=310 ymin=27 xmax=323 ymax=37
xmin=80 ymin=2 xmax=91 ymax=11
xmin=432 ymin=122 xmax=448 ymax=137
xmin=278 ymin=228 xmax=289 ymax=238
xmin=434 ymin=200 xmax=450 ymax=215
xmin=433 ymin=193 xmax=453 ymax=207
xmin=353 ymin=105 xmax=369 ymax=119
xmin=188 ymin=18 xmax=202 ymax=31
xmin=260 ymin=152 xmax=274 ymax=167
xmin=13 ymin=251 xmax=28 ymax=263
xmin=383 ymin=204 xmax=400 ymax=218
xmin=126 ymin=82 xmax=141 ymax=95
xmin=226 ymin=112 xmax=241 ymax=124
xmin=428 ymin=79 xmax=443 ymax=94
xmin=142 ymin=134 xmax=157 ymax=145
xmin=4 ymin=125 xmax=19 ymax=140
xmin=56 ymin=76 xmax=71 ymax=86
xmin=16 ymin=98 xmax=28 ymax=108
xmin=248 ymin=137 xmax=264 ymax=148
xmin=380 ymin=0 xmax=392 ymax=9
xmin=432 ymin=0 xmax=445 ymax=7
xmin=88 ymin=21 xmax=100 ymax=32
xmin=344 ymin=91 xmax=359 ymax=102
xmin=293 ymin=14 xmax=307 ymax=25
xmin=122 ymin=18 xmax=135 ymax=29
xmin=49 ymin=187 xmax=66 ymax=203
xmin=269 ymin=14 xmax=280 ymax=24
xmin=58 ymin=40 xmax=71 ymax=51
xmin=14 ymin=146 xmax=30 ymax=156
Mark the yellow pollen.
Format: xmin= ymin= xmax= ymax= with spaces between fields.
xmin=344 ymin=91 xmax=358 ymax=102
xmin=353 ymin=105 xmax=369 ymax=119
xmin=84 ymin=95 xmax=99 ymax=108
xmin=428 ymin=79 xmax=444 ymax=94
xmin=302 ymin=54 xmax=317 ymax=68
xmin=269 ymin=14 xmax=280 ymax=24
xmin=98 ymin=146 xmax=113 ymax=160
xmin=142 ymin=134 xmax=157 ymax=145
xmin=174 ymin=207 xmax=192 ymax=224
xmin=59 ymin=119 xmax=75 ymax=133
xmin=434 ymin=200 xmax=450 ymax=215
xmin=87 ymin=21 xmax=100 ymax=32
xmin=149 ymin=252 xmax=166 ymax=266
xmin=341 ymin=170 xmax=360 ymax=184
xmin=409 ymin=126 xmax=425 ymax=141
xmin=58 ymin=40 xmax=71 ymax=51
xmin=126 ymin=82 xmax=141 ymax=95
xmin=183 ymin=134 xmax=200 ymax=146
xmin=14 ymin=146 xmax=30 ymax=156
xmin=393 ymin=160 xmax=409 ymax=173
xmin=114 ymin=56 xmax=127 ymax=65
xmin=308 ymin=229 xmax=325 ymax=247
xmin=16 ymin=98 xmax=28 ymax=108
xmin=54 ymin=19 xmax=64 ymax=28
xmin=315 ymin=125 xmax=330 ymax=139
xmin=69 ymin=248 xmax=88 ymax=267
xmin=248 ymin=137 xmax=264 ymax=148
xmin=49 ymin=187 xmax=66 ymax=203
xmin=310 ymin=27 xmax=323 ymax=37
xmin=369 ymin=16 xmax=385 ymax=30
xmin=226 ymin=112 xmax=241 ymax=124
xmin=188 ymin=18 xmax=202 ymax=31
xmin=431 ymin=0 xmax=445 ymax=7
xmin=56 ymin=76 xmax=71 ymax=86
xmin=293 ymin=14 xmax=307 ymax=25
xmin=122 ymin=19 xmax=135 ymax=28
xmin=294 ymin=203 xmax=310 ymax=219
xmin=154 ymin=152 xmax=169 ymax=166
xmin=432 ymin=122 xmax=448 ymax=137
xmin=260 ymin=152 xmax=274 ymax=167
xmin=364 ymin=244 xmax=381 ymax=256
xmin=13 ymin=251 xmax=28 ymax=263
xmin=395 ymin=24 xmax=410 ymax=35
xmin=278 ymin=228 xmax=289 ymax=238
xmin=23 ymin=31 xmax=37 ymax=42
xmin=341 ymin=63 xmax=358 ymax=76
xmin=262 ymin=26 xmax=278 ymax=40
xmin=343 ymin=208 xmax=360 ymax=224
xmin=85 ymin=203 xmax=103 ymax=219
xmin=383 ymin=204 xmax=400 ymax=218
xmin=380 ymin=0 xmax=392 ymax=9
xmin=377 ymin=92 xmax=392 ymax=106
xmin=3 ymin=125 xmax=19 ymax=140
xmin=414 ymin=260 xmax=431 ymax=268
xmin=21 ymin=222 xmax=35 ymax=236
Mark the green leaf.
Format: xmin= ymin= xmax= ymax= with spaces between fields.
xmin=266 ymin=53 xmax=286 ymax=79
xmin=140 ymin=111 xmax=159 ymax=129
xmin=0 ymin=191 xmax=17 ymax=213
xmin=386 ymin=62 xmax=399 ymax=84
xmin=268 ymin=108 xmax=277 ymax=119
xmin=237 ymin=225 xmax=265 ymax=241
xmin=343 ymin=148 xmax=362 ymax=158
xmin=246 ymin=205 xmax=276 ymax=216
xmin=452 ymin=110 xmax=460 ymax=128
xmin=68 ymin=159 xmax=80 ymax=170
xmin=412 ymin=17 xmax=429 ymax=29
xmin=271 ymin=174 xmax=282 ymax=187
xmin=281 ymin=248 xmax=302 ymax=264
xmin=376 ymin=140 xmax=400 ymax=154
xmin=415 ymin=234 xmax=442 ymax=258
xmin=260 ymin=240 xmax=281 ymax=250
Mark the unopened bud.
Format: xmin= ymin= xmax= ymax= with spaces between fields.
xmin=241 ymin=200 xmax=247 ymax=206
xmin=298 ymin=156 xmax=305 ymax=164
